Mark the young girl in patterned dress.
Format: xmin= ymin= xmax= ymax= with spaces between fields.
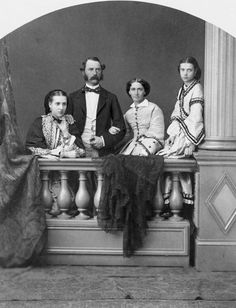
xmin=158 ymin=57 xmax=205 ymax=219
xmin=26 ymin=89 xmax=85 ymax=158
xmin=26 ymin=89 xmax=85 ymax=217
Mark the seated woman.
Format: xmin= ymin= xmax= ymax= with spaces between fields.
xmin=26 ymin=89 xmax=85 ymax=217
xmin=26 ymin=89 xmax=85 ymax=158
xmin=120 ymin=78 xmax=165 ymax=155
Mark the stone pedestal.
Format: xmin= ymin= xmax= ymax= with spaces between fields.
xmin=43 ymin=219 xmax=190 ymax=267
xmin=195 ymin=151 xmax=236 ymax=271
xmin=195 ymin=24 xmax=236 ymax=271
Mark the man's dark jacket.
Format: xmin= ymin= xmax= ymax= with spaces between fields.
xmin=67 ymin=86 xmax=126 ymax=156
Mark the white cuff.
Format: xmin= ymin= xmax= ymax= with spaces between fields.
xmin=100 ymin=136 xmax=105 ymax=147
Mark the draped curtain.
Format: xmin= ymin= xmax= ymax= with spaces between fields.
xmin=0 ymin=39 xmax=46 ymax=267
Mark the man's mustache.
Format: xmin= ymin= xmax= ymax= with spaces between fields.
xmin=90 ymin=76 xmax=99 ymax=80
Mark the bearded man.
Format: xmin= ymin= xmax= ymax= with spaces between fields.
xmin=67 ymin=57 xmax=125 ymax=157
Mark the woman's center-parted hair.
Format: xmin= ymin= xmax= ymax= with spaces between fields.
xmin=44 ymin=89 xmax=68 ymax=114
xmin=178 ymin=56 xmax=201 ymax=80
xmin=126 ymin=78 xmax=151 ymax=97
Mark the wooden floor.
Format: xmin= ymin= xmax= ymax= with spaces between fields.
xmin=0 ymin=266 xmax=236 ymax=307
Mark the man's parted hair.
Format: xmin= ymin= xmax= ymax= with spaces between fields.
xmin=80 ymin=57 xmax=106 ymax=71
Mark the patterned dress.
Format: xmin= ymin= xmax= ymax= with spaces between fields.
xmin=26 ymin=113 xmax=84 ymax=157
xmin=120 ymin=99 xmax=164 ymax=156
xmin=25 ymin=113 xmax=85 ymax=215
xmin=160 ymin=79 xmax=204 ymax=157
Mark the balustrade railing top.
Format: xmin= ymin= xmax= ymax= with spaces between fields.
xmin=38 ymin=158 xmax=103 ymax=171
xmin=38 ymin=157 xmax=197 ymax=172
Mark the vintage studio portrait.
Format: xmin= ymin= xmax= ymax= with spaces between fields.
xmin=0 ymin=1 xmax=236 ymax=306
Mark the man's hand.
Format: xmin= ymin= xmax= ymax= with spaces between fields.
xmin=90 ymin=136 xmax=104 ymax=149
xmin=109 ymin=126 xmax=120 ymax=135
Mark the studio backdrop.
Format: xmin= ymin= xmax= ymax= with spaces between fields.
xmin=5 ymin=1 xmax=205 ymax=140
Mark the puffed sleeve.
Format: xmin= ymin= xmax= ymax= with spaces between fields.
xmin=168 ymin=84 xmax=204 ymax=145
xmin=25 ymin=117 xmax=50 ymax=155
xmin=181 ymin=83 xmax=204 ymax=145
xmin=144 ymin=105 xmax=165 ymax=145
xmin=167 ymin=90 xmax=182 ymax=137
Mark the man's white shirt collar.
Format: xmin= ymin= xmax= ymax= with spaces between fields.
xmin=85 ymin=83 xmax=100 ymax=90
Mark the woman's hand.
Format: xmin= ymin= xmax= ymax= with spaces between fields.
xmin=77 ymin=148 xmax=86 ymax=157
xmin=61 ymin=148 xmax=86 ymax=158
xmin=50 ymin=146 xmax=62 ymax=156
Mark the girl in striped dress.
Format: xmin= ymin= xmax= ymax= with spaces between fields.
xmin=159 ymin=56 xmax=204 ymax=220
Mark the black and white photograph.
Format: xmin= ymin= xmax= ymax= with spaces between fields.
xmin=0 ymin=0 xmax=236 ymax=307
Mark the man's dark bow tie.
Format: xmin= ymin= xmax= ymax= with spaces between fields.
xmin=83 ymin=86 xmax=100 ymax=94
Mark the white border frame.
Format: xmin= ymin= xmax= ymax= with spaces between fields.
xmin=0 ymin=0 xmax=236 ymax=39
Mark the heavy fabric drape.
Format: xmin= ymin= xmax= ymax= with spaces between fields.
xmin=0 ymin=39 xmax=46 ymax=267
xmin=98 ymin=154 xmax=164 ymax=257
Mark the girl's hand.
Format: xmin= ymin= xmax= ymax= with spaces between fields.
xmin=184 ymin=144 xmax=195 ymax=157
xmin=64 ymin=144 xmax=73 ymax=152
xmin=61 ymin=150 xmax=77 ymax=158
xmin=61 ymin=148 xmax=86 ymax=158
xmin=165 ymin=135 xmax=176 ymax=147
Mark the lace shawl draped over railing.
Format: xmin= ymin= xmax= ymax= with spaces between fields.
xmin=97 ymin=154 xmax=164 ymax=257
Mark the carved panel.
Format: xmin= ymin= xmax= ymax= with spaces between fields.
xmin=206 ymin=172 xmax=236 ymax=234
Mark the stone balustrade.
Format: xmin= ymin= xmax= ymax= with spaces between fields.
xmin=38 ymin=157 xmax=197 ymax=222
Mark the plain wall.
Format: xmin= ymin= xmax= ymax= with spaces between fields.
xmin=5 ymin=1 xmax=205 ymax=140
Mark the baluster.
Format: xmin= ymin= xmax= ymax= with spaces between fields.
xmin=41 ymin=170 xmax=53 ymax=217
xmin=75 ymin=171 xmax=90 ymax=220
xmin=56 ymin=171 xmax=72 ymax=219
xmin=179 ymin=172 xmax=194 ymax=221
xmin=48 ymin=171 xmax=61 ymax=217
xmin=93 ymin=171 xmax=104 ymax=219
xmin=153 ymin=176 xmax=164 ymax=220
xmin=169 ymin=172 xmax=183 ymax=221
xmin=161 ymin=173 xmax=173 ymax=220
